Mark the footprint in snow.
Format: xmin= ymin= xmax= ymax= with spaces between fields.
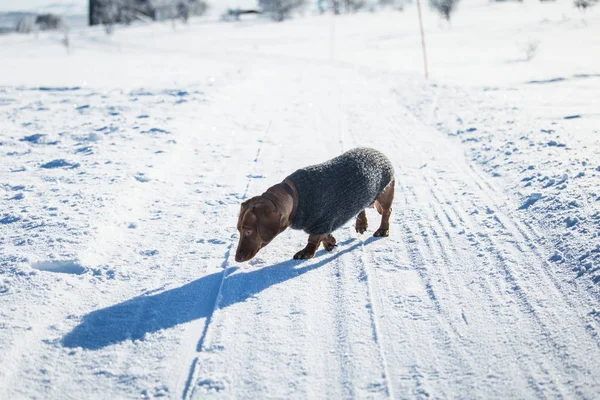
xmin=0 ymin=283 xmax=9 ymax=294
xmin=37 ymin=86 xmax=80 ymax=92
xmin=76 ymin=146 xmax=94 ymax=155
xmin=135 ymin=174 xmax=151 ymax=183
xmin=549 ymin=252 xmax=563 ymax=262
xmin=40 ymin=159 xmax=80 ymax=169
xmin=518 ymin=193 xmax=542 ymax=210
xmin=565 ymin=216 xmax=579 ymax=228
xmin=31 ymin=260 xmax=87 ymax=275
xmin=547 ymin=140 xmax=566 ymax=147
xmin=0 ymin=214 xmax=21 ymax=224
xmin=20 ymin=134 xmax=59 ymax=145
xmin=141 ymin=128 xmax=169 ymax=134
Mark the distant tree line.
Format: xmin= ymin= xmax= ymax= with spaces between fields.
xmin=257 ymin=0 xmax=409 ymax=21
xmin=318 ymin=0 xmax=401 ymax=14
xmin=89 ymin=0 xmax=207 ymax=27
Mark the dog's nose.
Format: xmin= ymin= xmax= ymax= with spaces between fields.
xmin=235 ymin=253 xmax=244 ymax=262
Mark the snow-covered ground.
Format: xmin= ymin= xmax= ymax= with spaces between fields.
xmin=1 ymin=1 xmax=600 ymax=398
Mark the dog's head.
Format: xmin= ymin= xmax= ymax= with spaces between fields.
xmin=235 ymin=196 xmax=283 ymax=262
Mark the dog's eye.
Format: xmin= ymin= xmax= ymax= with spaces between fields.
xmin=243 ymin=228 xmax=252 ymax=237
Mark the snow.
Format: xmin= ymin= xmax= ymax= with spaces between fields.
xmin=1 ymin=0 xmax=600 ymax=398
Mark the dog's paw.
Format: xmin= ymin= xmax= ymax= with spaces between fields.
xmin=355 ymin=224 xmax=368 ymax=235
xmin=373 ymin=228 xmax=389 ymax=237
xmin=323 ymin=242 xmax=337 ymax=251
xmin=322 ymin=236 xmax=337 ymax=251
xmin=293 ymin=249 xmax=315 ymax=260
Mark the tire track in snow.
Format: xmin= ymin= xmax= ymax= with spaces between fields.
xmin=182 ymin=121 xmax=271 ymax=400
xmin=426 ymin=174 xmax=575 ymax=397
xmin=182 ymin=70 xmax=395 ymax=398
xmin=0 ymin=105 xmax=214 ymax=398
xmin=331 ymin=250 xmax=357 ymax=399
xmin=195 ymin=121 xmax=272 ymax=354
xmin=394 ymin=106 xmax=600 ymax=398
xmin=332 ymin=82 xmax=600 ymax=397
xmin=356 ymin=238 xmax=395 ymax=399
xmin=417 ymin=175 xmax=551 ymax=397
xmin=327 ymin=97 xmax=396 ymax=398
xmin=372 ymin=127 xmax=551 ymax=396
xmin=399 ymin=119 xmax=564 ymax=396
xmin=396 ymin=180 xmax=478 ymax=396
xmin=435 ymin=178 xmax=594 ymax=398
xmin=344 ymin=90 xmax=471 ymax=398
xmin=344 ymin=109 xmax=396 ymax=399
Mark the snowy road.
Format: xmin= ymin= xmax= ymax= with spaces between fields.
xmin=2 ymin=3 xmax=600 ymax=399
xmin=172 ymin=62 xmax=600 ymax=399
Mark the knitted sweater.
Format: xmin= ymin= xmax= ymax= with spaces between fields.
xmin=287 ymin=147 xmax=394 ymax=235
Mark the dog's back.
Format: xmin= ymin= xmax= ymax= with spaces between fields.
xmin=288 ymin=147 xmax=394 ymax=235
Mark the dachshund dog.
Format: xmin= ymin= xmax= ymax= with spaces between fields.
xmin=235 ymin=148 xmax=395 ymax=262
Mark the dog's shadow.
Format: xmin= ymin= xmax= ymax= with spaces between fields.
xmin=62 ymin=237 xmax=379 ymax=350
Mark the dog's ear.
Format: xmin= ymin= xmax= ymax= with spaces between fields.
xmin=253 ymin=203 xmax=283 ymax=243
xmin=238 ymin=200 xmax=251 ymax=231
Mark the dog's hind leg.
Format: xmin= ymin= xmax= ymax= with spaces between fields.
xmin=373 ymin=180 xmax=395 ymax=237
xmin=355 ymin=210 xmax=368 ymax=234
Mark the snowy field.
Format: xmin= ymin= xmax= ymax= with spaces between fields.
xmin=1 ymin=1 xmax=600 ymax=398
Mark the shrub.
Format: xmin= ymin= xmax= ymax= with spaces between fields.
xmin=574 ymin=0 xmax=598 ymax=10
xmin=429 ymin=0 xmax=459 ymax=21
xmin=258 ymin=0 xmax=306 ymax=21
xmin=523 ymin=40 xmax=540 ymax=61
xmin=35 ymin=14 xmax=64 ymax=30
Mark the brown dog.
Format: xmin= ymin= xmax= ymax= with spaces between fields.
xmin=235 ymin=148 xmax=395 ymax=262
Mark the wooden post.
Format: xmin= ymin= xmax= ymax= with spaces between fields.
xmin=329 ymin=12 xmax=335 ymax=60
xmin=416 ymin=0 xmax=429 ymax=80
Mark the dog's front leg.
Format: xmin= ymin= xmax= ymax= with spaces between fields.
xmin=293 ymin=234 xmax=324 ymax=260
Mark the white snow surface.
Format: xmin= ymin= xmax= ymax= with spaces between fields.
xmin=1 ymin=1 xmax=600 ymax=399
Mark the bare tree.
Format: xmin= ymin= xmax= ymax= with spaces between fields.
xmin=188 ymin=0 xmax=208 ymax=16
xmin=258 ymin=0 xmax=306 ymax=21
xmin=343 ymin=0 xmax=366 ymax=12
xmin=574 ymin=0 xmax=597 ymax=11
xmin=429 ymin=0 xmax=459 ymax=21
xmin=321 ymin=0 xmax=369 ymax=14
xmin=16 ymin=15 xmax=35 ymax=34
xmin=35 ymin=14 xmax=65 ymax=30
xmin=523 ymin=40 xmax=540 ymax=61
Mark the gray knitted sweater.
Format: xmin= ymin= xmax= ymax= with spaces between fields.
xmin=287 ymin=147 xmax=394 ymax=235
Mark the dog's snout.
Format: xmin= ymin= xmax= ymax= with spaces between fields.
xmin=235 ymin=249 xmax=243 ymax=262
xmin=235 ymin=247 xmax=249 ymax=263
